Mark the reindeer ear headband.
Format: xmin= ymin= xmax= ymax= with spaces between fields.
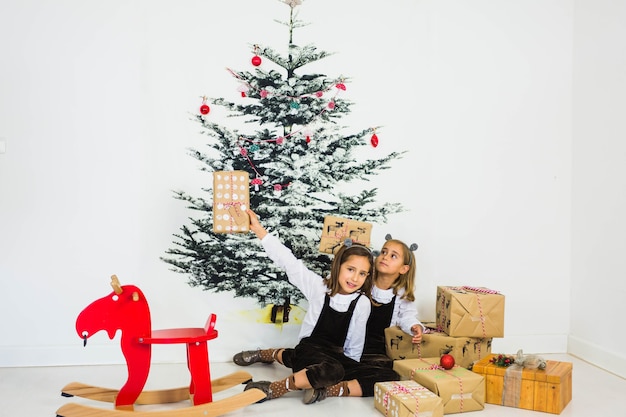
xmin=372 ymin=234 xmax=418 ymax=257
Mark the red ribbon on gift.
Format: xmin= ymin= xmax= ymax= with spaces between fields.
xmin=382 ymin=382 xmax=429 ymax=417
xmin=410 ymin=359 xmax=465 ymax=412
xmin=443 ymin=286 xmax=501 ymax=338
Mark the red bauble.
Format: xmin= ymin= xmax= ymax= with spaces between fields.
xmin=370 ymin=133 xmax=379 ymax=148
xmin=251 ymin=55 xmax=262 ymax=66
xmin=200 ymin=104 xmax=210 ymax=115
xmin=440 ymin=354 xmax=455 ymax=370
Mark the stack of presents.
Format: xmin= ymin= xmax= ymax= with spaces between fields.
xmin=375 ymin=286 xmax=573 ymax=416
xmin=210 ymin=181 xmax=574 ymax=416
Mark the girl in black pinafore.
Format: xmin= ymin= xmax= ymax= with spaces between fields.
xmin=242 ymin=209 xmax=374 ymax=403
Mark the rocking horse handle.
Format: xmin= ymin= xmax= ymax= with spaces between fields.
xmin=111 ymin=274 xmax=123 ymax=295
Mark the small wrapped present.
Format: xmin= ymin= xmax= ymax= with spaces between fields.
xmin=472 ymin=353 xmax=572 ymax=414
xmin=212 ymin=170 xmax=250 ymax=233
xmin=394 ymin=357 xmax=485 ymax=414
xmin=374 ymin=380 xmax=444 ymax=417
xmin=436 ymin=286 xmax=505 ymax=338
xmin=318 ymin=215 xmax=372 ymax=254
xmin=385 ymin=324 xmax=492 ymax=368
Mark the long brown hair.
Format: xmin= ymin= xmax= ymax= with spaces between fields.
xmin=324 ymin=242 xmax=374 ymax=298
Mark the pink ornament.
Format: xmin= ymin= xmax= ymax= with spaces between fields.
xmin=260 ymin=89 xmax=268 ymax=98
xmin=327 ymin=101 xmax=335 ymax=110
xmin=276 ymin=136 xmax=284 ymax=145
xmin=315 ymin=91 xmax=323 ymax=98
xmin=240 ymin=147 xmax=248 ymax=156
xmin=251 ymin=55 xmax=262 ymax=66
xmin=335 ymin=82 xmax=346 ymax=91
xmin=273 ymin=184 xmax=282 ymax=192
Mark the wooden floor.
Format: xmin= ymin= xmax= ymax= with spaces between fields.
xmin=1 ymin=353 xmax=622 ymax=416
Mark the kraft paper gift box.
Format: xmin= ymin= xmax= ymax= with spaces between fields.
xmin=318 ymin=215 xmax=372 ymax=254
xmin=472 ymin=354 xmax=572 ymax=414
xmin=212 ymin=170 xmax=250 ymax=233
xmin=374 ymin=380 xmax=444 ymax=417
xmin=393 ymin=357 xmax=485 ymax=414
xmin=436 ymin=286 xmax=505 ymax=338
xmin=385 ymin=325 xmax=492 ymax=369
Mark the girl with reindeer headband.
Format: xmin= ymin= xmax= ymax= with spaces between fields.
xmin=235 ymin=233 xmax=424 ymax=404
xmin=242 ymin=208 xmax=377 ymax=403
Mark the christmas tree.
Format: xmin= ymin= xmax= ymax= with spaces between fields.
xmin=162 ymin=0 xmax=405 ymax=319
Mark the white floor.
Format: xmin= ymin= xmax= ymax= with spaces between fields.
xmin=0 ymin=354 xmax=623 ymax=416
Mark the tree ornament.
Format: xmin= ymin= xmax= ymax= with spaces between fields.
xmin=260 ymin=89 xmax=269 ymax=98
xmin=315 ymin=91 xmax=324 ymax=98
xmin=199 ymin=96 xmax=210 ymax=115
xmin=237 ymin=84 xmax=249 ymax=97
xmin=250 ymin=144 xmax=260 ymax=152
xmin=327 ymin=101 xmax=335 ymax=110
xmin=290 ymin=100 xmax=300 ymax=109
xmin=240 ymin=147 xmax=248 ymax=156
xmin=251 ymin=44 xmax=262 ymax=67
xmin=440 ymin=354 xmax=455 ymax=370
xmin=335 ymin=82 xmax=346 ymax=91
xmin=276 ymin=136 xmax=284 ymax=145
xmin=371 ymin=133 xmax=379 ymax=148
xmin=302 ymin=126 xmax=313 ymax=143
xmin=251 ymin=177 xmax=263 ymax=191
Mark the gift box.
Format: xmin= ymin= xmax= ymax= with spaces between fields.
xmin=212 ymin=170 xmax=250 ymax=233
xmin=318 ymin=215 xmax=372 ymax=254
xmin=472 ymin=354 xmax=572 ymax=414
xmin=374 ymin=380 xmax=444 ymax=417
xmin=385 ymin=325 xmax=492 ymax=369
xmin=436 ymin=286 xmax=505 ymax=338
xmin=394 ymin=358 xmax=485 ymax=414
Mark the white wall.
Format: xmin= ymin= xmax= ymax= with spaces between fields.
xmin=0 ymin=0 xmax=610 ymax=374
xmin=570 ymin=0 xmax=626 ymax=378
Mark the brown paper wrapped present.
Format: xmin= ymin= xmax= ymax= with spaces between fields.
xmin=212 ymin=171 xmax=250 ymax=233
xmin=436 ymin=286 xmax=505 ymax=338
xmin=385 ymin=325 xmax=492 ymax=369
xmin=374 ymin=380 xmax=444 ymax=417
xmin=472 ymin=354 xmax=572 ymax=414
xmin=318 ymin=216 xmax=372 ymax=254
xmin=393 ymin=357 xmax=485 ymax=414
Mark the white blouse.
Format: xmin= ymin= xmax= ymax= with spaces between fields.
xmin=261 ymin=233 xmax=371 ymax=361
xmin=371 ymin=285 xmax=424 ymax=335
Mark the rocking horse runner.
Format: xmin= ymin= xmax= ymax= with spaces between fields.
xmin=57 ymin=275 xmax=264 ymax=417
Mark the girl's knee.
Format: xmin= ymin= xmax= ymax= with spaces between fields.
xmin=306 ymin=363 xmax=345 ymax=388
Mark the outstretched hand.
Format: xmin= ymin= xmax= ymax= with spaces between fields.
xmin=247 ymin=209 xmax=268 ymax=240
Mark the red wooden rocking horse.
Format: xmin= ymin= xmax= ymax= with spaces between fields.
xmin=57 ymin=275 xmax=264 ymax=417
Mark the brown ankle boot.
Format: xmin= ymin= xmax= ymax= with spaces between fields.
xmin=233 ymin=349 xmax=276 ymax=366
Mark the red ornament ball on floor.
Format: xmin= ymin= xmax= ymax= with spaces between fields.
xmin=440 ymin=354 xmax=455 ymax=370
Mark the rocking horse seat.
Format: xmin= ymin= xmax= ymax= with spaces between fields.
xmin=138 ymin=314 xmax=218 ymax=345
xmin=137 ymin=314 xmax=218 ymax=406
